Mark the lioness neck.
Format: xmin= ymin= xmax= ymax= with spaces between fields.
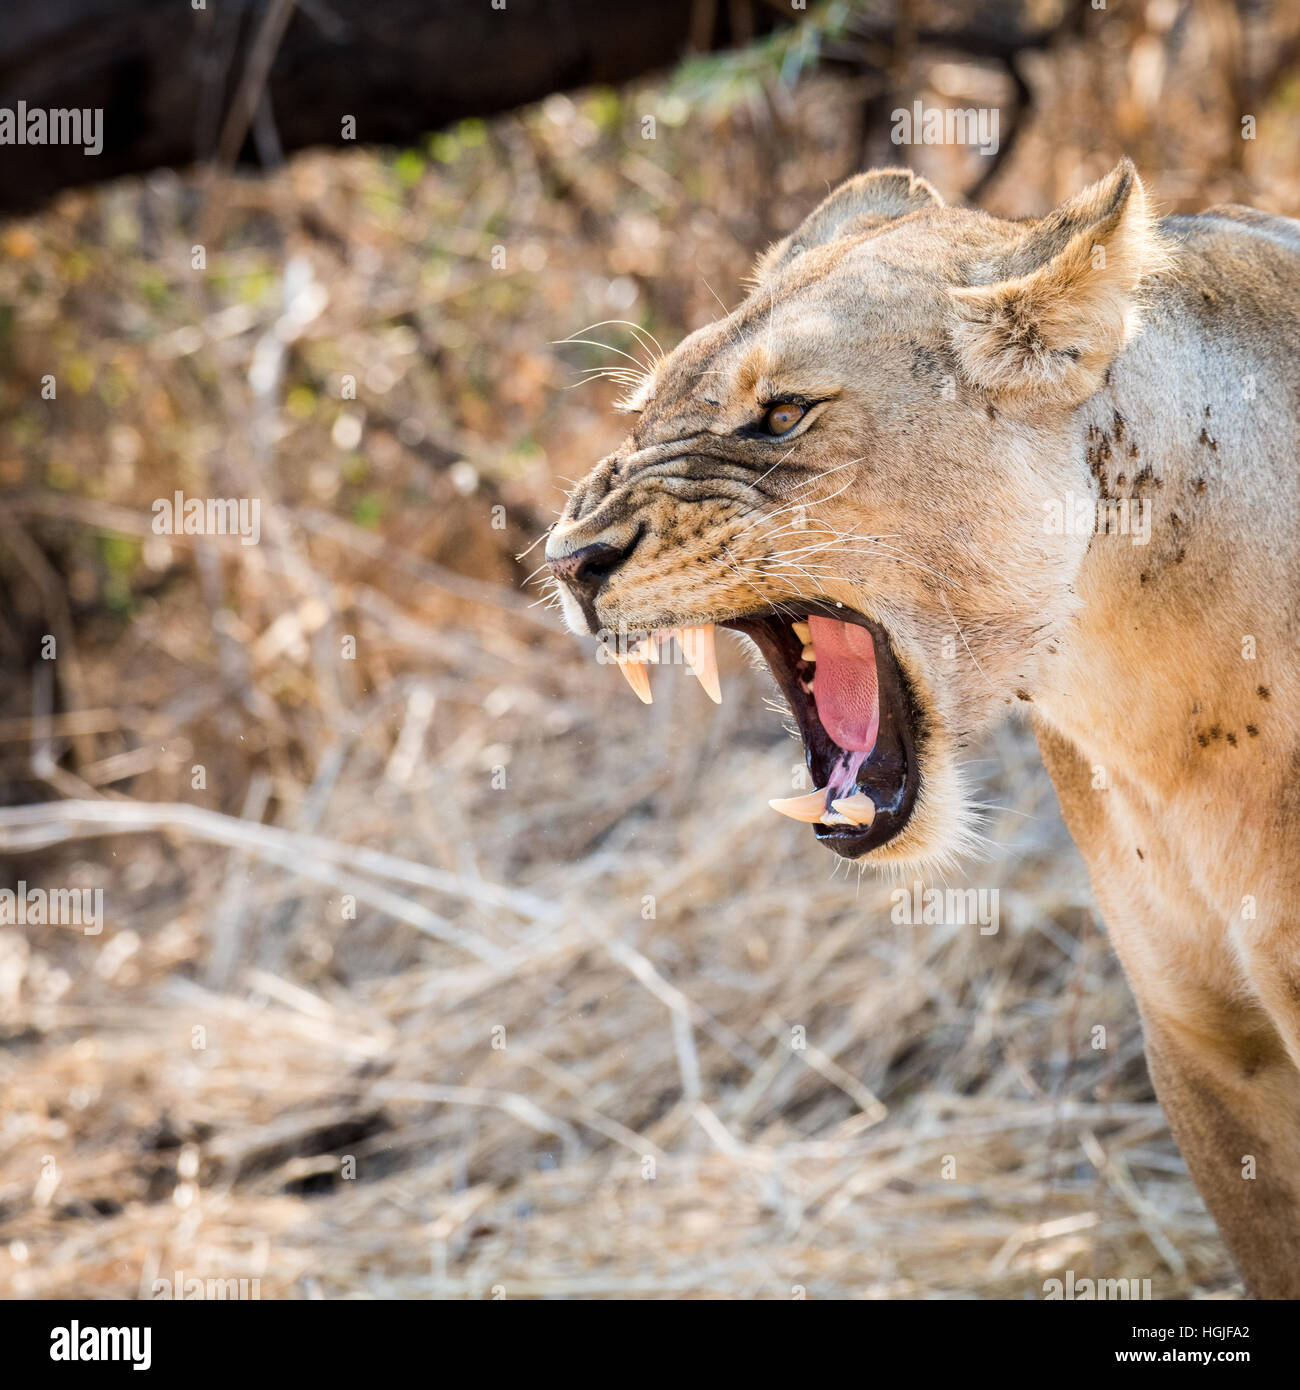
xmin=1032 ymin=207 xmax=1300 ymax=920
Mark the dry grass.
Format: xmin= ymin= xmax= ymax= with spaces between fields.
xmin=6 ymin=6 xmax=1299 ymax=1296
xmin=0 ymin=584 xmax=1237 ymax=1298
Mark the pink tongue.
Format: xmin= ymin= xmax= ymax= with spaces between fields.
xmin=808 ymin=616 xmax=880 ymax=753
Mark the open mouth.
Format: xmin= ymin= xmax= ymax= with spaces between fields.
xmin=606 ymin=603 xmax=920 ymax=859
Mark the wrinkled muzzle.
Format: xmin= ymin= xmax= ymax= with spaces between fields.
xmin=544 ymin=484 xmax=923 ymax=860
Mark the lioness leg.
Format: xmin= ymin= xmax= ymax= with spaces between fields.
xmin=1035 ymin=721 xmax=1300 ymax=1295
xmin=1140 ymin=1005 xmax=1300 ymax=1298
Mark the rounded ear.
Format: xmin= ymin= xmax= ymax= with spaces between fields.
xmin=949 ymin=159 xmax=1171 ymax=407
xmin=752 ymin=168 xmax=943 ymax=282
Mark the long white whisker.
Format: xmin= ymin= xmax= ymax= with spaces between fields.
xmin=552 ymin=337 xmax=654 ymax=372
xmin=566 ymin=318 xmax=665 ymax=360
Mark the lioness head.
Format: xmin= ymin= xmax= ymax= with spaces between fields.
xmin=546 ymin=160 xmax=1167 ymax=866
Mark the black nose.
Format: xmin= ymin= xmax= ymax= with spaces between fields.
xmin=546 ymin=540 xmax=631 ymax=604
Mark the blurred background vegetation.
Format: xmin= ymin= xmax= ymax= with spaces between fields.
xmin=0 ymin=0 xmax=1297 ymax=1298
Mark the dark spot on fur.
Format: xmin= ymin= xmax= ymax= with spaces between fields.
xmin=1098 ymin=438 xmax=1112 ymax=464
xmin=1257 ymin=686 xmax=1270 ymax=700
xmin=987 ymin=403 xmax=997 ymax=421
xmin=1129 ymin=442 xmax=1140 ymax=458
xmin=1191 ymin=701 xmax=1201 ymax=714
xmin=1170 ymin=511 xmax=1182 ymax=526
xmin=1246 ymin=724 xmax=1259 ymax=737
xmin=1103 ymin=366 xmax=1113 ymax=387
xmin=1196 ymin=732 xmax=1208 ymax=747
xmin=1173 ymin=547 xmax=1185 ymax=563
xmin=1113 ymin=410 xmax=1126 ymax=441
xmin=1199 ymin=426 xmax=1218 ymax=451
xmin=1209 ymin=724 xmax=1222 ymax=740
xmin=1204 ymin=404 xmax=1212 ymax=417
xmin=1116 ymin=473 xmax=1127 ymax=488
xmin=1139 ymin=571 xmax=1149 ymax=584
xmin=1086 ymin=444 xmax=1110 ymax=498
xmin=1227 ymin=732 xmax=1237 ymax=746
xmin=910 ymin=346 xmax=939 ymax=379
xmin=1135 ymin=847 xmax=1144 ymax=860
xmin=1193 ymin=478 xmax=1207 ymax=494
xmin=1015 ymin=689 xmax=1032 ymax=703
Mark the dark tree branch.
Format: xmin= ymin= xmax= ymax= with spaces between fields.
xmin=0 ymin=0 xmax=795 ymax=215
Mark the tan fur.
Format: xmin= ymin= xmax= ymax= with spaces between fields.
xmin=547 ymin=163 xmax=1300 ymax=1294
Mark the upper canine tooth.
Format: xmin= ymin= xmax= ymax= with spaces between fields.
xmin=830 ymin=793 xmax=876 ymax=827
xmin=792 ymin=621 xmax=811 ymax=643
xmin=679 ymin=624 xmax=722 ymax=704
xmin=615 ymin=652 xmax=653 ymax=704
xmin=767 ymin=791 xmax=827 ymax=823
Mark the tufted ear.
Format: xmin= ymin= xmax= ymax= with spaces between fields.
xmin=949 ymin=159 xmax=1169 ymax=408
xmin=752 ymin=168 xmax=943 ymax=282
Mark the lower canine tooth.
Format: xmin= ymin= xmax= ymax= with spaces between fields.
xmin=679 ymin=624 xmax=722 ymax=704
xmin=767 ymin=791 xmax=827 ymax=823
xmin=830 ymin=793 xmax=876 ymax=827
xmin=800 ymin=644 xmax=816 ymax=662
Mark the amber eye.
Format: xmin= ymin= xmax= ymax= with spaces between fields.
xmin=763 ymin=401 xmax=806 ymax=436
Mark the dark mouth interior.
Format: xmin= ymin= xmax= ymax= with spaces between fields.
xmin=724 ymin=603 xmax=920 ymax=858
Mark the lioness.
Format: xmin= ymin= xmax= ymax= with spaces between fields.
xmin=546 ymin=161 xmax=1300 ymax=1298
